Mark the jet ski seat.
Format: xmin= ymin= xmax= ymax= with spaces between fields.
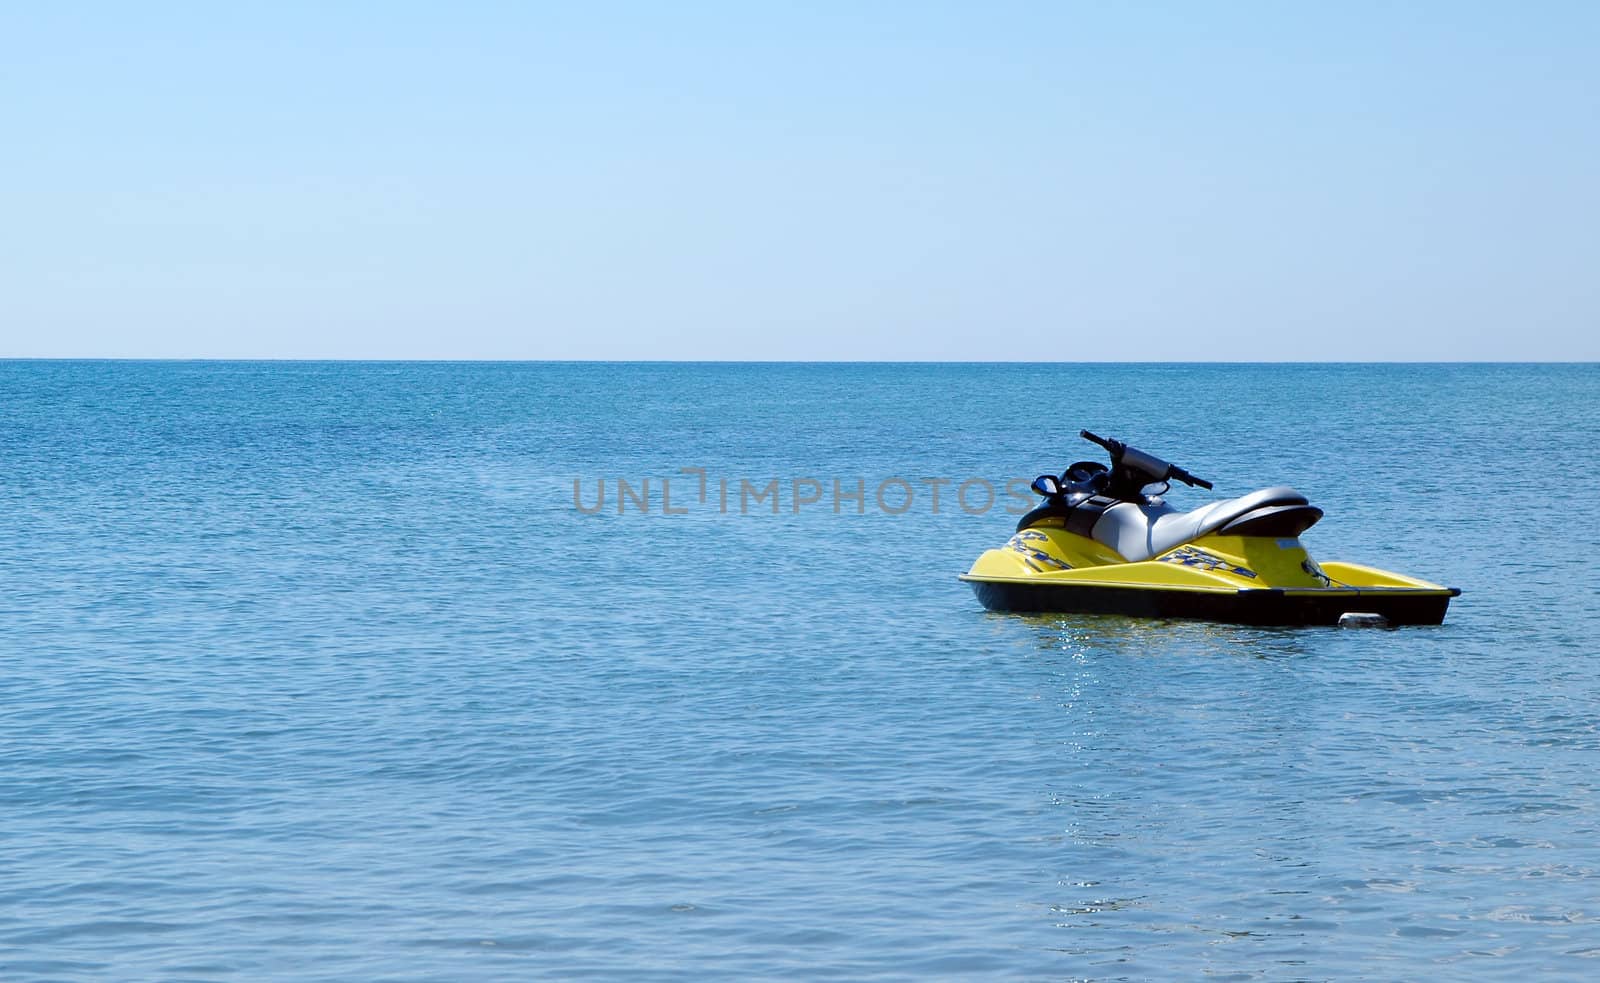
xmin=1092 ymin=486 xmax=1323 ymax=562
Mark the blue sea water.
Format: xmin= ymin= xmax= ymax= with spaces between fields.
xmin=1 ymin=361 xmax=1597 ymax=981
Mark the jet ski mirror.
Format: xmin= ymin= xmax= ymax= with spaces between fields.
xmin=1031 ymin=474 xmax=1062 ymax=498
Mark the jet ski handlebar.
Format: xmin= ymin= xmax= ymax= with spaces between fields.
xmin=1169 ymin=466 xmax=1213 ymax=491
xmin=1079 ymin=430 xmax=1120 ymax=455
xmin=1079 ymin=430 xmax=1214 ymax=491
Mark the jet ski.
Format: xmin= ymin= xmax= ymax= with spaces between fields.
xmin=961 ymin=431 xmax=1458 ymax=626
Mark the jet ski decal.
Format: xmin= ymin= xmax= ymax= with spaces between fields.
xmin=1005 ymin=531 xmax=1072 ymax=571
xmin=1159 ymin=546 xmax=1257 ymax=579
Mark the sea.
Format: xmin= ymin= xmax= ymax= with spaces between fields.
xmin=2 ymin=361 xmax=1597 ymax=981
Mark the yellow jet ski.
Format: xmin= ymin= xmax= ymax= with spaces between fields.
xmin=962 ymin=431 xmax=1458 ymax=626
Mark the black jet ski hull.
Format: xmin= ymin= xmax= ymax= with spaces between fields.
xmin=969 ymin=580 xmax=1457 ymax=626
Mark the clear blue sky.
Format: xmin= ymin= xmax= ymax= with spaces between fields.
xmin=2 ymin=2 xmax=1595 ymax=359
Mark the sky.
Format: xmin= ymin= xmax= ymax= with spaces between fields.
xmin=1 ymin=2 xmax=1595 ymax=360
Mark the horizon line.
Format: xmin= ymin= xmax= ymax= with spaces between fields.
xmin=1 ymin=357 xmax=1595 ymax=366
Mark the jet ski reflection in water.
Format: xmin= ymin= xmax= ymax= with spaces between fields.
xmin=961 ymin=431 xmax=1458 ymax=626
